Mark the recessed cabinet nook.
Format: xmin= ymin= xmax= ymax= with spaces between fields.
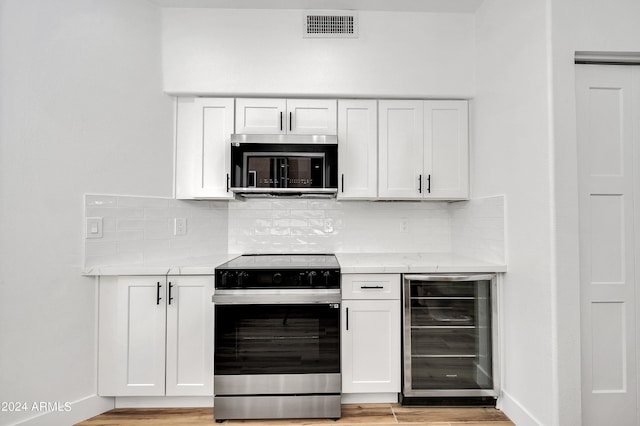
xmin=174 ymin=97 xmax=469 ymax=201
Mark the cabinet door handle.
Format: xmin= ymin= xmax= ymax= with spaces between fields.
xmin=280 ymin=111 xmax=283 ymax=131
xmin=361 ymin=285 xmax=384 ymax=289
xmin=418 ymin=175 xmax=422 ymax=194
xmin=346 ymin=307 xmax=349 ymax=331
xmin=168 ymin=282 xmax=174 ymax=305
xmin=226 ymin=173 xmax=230 ymax=192
xmin=156 ymin=281 xmax=162 ymax=305
xmin=289 ymin=112 xmax=293 ymax=132
xmin=341 ymin=174 xmax=345 ymax=193
xmin=427 ymin=174 xmax=431 ymax=193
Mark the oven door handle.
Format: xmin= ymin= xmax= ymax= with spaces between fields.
xmin=212 ymin=294 xmax=341 ymax=305
xmin=404 ymin=274 xmax=496 ymax=282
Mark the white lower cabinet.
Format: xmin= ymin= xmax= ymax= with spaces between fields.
xmin=341 ymin=274 xmax=401 ymax=394
xmin=98 ymin=275 xmax=214 ymax=397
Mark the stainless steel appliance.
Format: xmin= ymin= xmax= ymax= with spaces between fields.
xmin=229 ymin=134 xmax=338 ymax=198
xmin=213 ymin=254 xmax=341 ymax=422
xmin=402 ymin=274 xmax=499 ymax=405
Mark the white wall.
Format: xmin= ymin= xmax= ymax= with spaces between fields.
xmin=474 ymin=1 xmax=554 ymax=425
xmin=0 ymin=0 xmax=173 ymax=424
xmin=550 ymin=1 xmax=640 ymax=425
xmin=161 ymin=8 xmax=476 ymax=98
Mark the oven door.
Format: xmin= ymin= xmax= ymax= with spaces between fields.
xmin=214 ymin=302 xmax=341 ymax=396
xmin=215 ymin=303 xmax=340 ymax=375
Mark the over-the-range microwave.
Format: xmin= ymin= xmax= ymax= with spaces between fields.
xmin=229 ymin=134 xmax=338 ymax=198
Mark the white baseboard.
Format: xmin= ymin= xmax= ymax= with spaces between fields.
xmin=10 ymin=395 xmax=114 ymax=426
xmin=115 ymin=396 xmax=213 ymax=408
xmin=341 ymin=393 xmax=399 ymax=404
xmin=498 ymin=389 xmax=543 ymax=426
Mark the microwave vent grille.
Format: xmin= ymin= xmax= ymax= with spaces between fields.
xmin=303 ymin=11 xmax=358 ymax=38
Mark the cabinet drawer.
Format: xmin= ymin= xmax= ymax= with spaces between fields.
xmin=341 ymin=274 xmax=400 ymax=300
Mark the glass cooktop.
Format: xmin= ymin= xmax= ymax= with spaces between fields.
xmin=216 ymin=254 xmax=340 ymax=270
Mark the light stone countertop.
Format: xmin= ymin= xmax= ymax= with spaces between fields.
xmin=81 ymin=254 xmax=240 ymax=276
xmin=83 ymin=252 xmax=506 ymax=276
xmin=336 ymin=252 xmax=506 ymax=274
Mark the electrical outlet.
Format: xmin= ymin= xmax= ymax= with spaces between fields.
xmin=324 ymin=218 xmax=334 ymax=233
xmin=400 ymin=218 xmax=409 ymax=233
xmin=174 ymin=217 xmax=187 ymax=236
xmin=86 ymin=217 xmax=103 ymax=239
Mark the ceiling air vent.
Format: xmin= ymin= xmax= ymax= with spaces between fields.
xmin=303 ymin=11 xmax=358 ymax=39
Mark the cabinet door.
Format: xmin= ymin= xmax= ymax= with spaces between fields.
xmin=378 ymin=100 xmax=424 ymax=199
xmin=98 ymin=276 xmax=166 ymax=396
xmin=423 ymin=100 xmax=469 ymax=200
xmin=175 ymin=97 xmax=234 ymax=199
xmin=342 ymin=300 xmax=401 ymax=393
xmin=337 ymin=100 xmax=378 ymax=199
xmin=235 ymin=98 xmax=286 ymax=134
xmin=165 ymin=276 xmax=214 ymax=396
xmin=287 ymin=99 xmax=337 ymax=135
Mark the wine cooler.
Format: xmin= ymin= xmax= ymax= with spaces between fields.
xmin=402 ymin=274 xmax=499 ymax=404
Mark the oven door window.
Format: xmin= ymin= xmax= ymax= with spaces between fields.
xmin=215 ymin=304 xmax=340 ymax=375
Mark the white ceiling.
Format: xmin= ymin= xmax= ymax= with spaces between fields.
xmin=148 ymin=0 xmax=484 ymax=13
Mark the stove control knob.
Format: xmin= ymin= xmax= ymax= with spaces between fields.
xmin=272 ymin=272 xmax=283 ymax=284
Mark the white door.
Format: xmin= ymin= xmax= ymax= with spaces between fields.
xmin=286 ymin=99 xmax=337 ymax=135
xmin=424 ymin=100 xmax=469 ymax=200
xmin=98 ymin=276 xmax=166 ymax=396
xmin=378 ymin=100 xmax=424 ymax=199
xmin=175 ymin=97 xmax=234 ymax=199
xmin=337 ymin=99 xmax=378 ymax=199
xmin=341 ymin=299 xmax=401 ymax=393
xmin=576 ymin=65 xmax=640 ymax=425
xmin=165 ymin=276 xmax=214 ymax=396
xmin=235 ymin=98 xmax=286 ymax=134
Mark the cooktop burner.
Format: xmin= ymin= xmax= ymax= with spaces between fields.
xmin=217 ymin=254 xmax=340 ymax=270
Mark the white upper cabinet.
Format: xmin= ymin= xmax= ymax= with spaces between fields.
xmin=175 ymin=97 xmax=234 ymax=200
xmin=424 ymin=100 xmax=469 ymax=200
xmin=379 ymin=99 xmax=469 ymax=200
xmin=378 ymin=100 xmax=424 ymax=199
xmin=337 ymin=100 xmax=378 ymax=199
xmin=235 ymin=98 xmax=337 ymax=135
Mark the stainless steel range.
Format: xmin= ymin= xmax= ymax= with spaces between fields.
xmin=212 ymin=254 xmax=341 ymax=422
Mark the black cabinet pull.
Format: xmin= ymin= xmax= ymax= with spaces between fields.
xmin=226 ymin=173 xmax=230 ymax=192
xmin=418 ymin=175 xmax=422 ymax=194
xmin=346 ymin=307 xmax=349 ymax=331
xmin=168 ymin=282 xmax=174 ymax=305
xmin=289 ymin=112 xmax=292 ymax=132
xmin=361 ymin=285 xmax=384 ymax=289
xmin=156 ymin=281 xmax=162 ymax=305
xmin=341 ymin=174 xmax=345 ymax=193
xmin=279 ymin=111 xmax=283 ymax=131
xmin=427 ymin=174 xmax=431 ymax=193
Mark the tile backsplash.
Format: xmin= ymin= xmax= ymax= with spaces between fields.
xmin=84 ymin=194 xmax=505 ymax=267
xmin=228 ymin=199 xmax=451 ymax=254
xmin=84 ymin=194 xmax=227 ymax=267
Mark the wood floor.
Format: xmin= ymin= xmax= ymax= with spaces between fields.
xmin=75 ymin=404 xmax=514 ymax=426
